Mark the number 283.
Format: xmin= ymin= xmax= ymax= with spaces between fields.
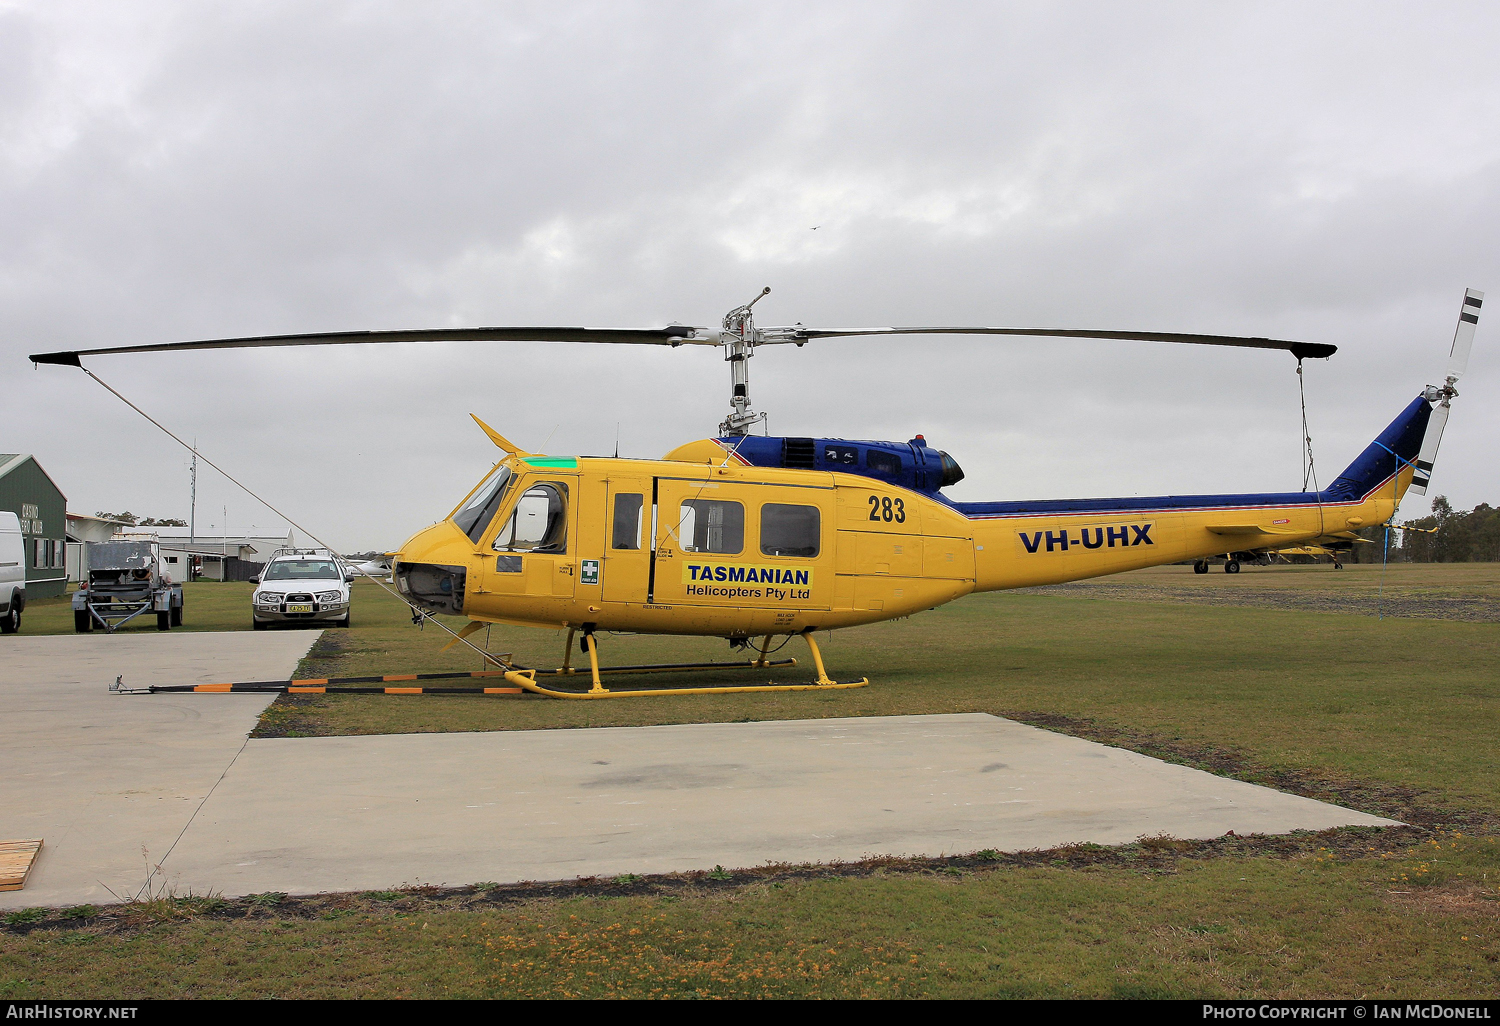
xmin=868 ymin=495 xmax=906 ymax=524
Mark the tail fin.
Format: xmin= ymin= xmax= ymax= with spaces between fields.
xmin=1322 ymin=396 xmax=1432 ymax=503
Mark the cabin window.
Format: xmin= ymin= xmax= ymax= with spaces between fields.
xmin=493 ymin=482 xmax=568 ymax=553
xmin=612 ymin=494 xmax=644 ymax=550
xmin=760 ymin=503 xmax=821 ymax=558
xmin=676 ymin=499 xmax=744 ymax=554
xmin=455 ymin=466 xmax=514 ymax=543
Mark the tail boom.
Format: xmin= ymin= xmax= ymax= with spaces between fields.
xmin=964 ymin=488 xmax=1399 ymax=591
xmin=954 ymin=394 xmax=1430 ymax=591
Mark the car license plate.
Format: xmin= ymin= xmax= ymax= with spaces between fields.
xmin=286 ymin=603 xmax=313 ymax=614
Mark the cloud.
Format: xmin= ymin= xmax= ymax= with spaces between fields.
xmin=2 ymin=0 xmax=1497 ymax=548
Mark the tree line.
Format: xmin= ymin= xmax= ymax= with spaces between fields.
xmin=1394 ymin=496 xmax=1500 ymax=562
xmin=94 ymin=511 xmax=189 ymax=527
xmin=1335 ymin=497 xmax=1500 ymax=563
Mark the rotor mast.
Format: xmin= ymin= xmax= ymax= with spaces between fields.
xmin=719 ymin=286 xmax=771 ymax=436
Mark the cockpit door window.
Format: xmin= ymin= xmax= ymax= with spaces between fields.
xmin=612 ymin=493 xmax=644 ymax=550
xmin=492 ymin=482 xmax=568 ymax=553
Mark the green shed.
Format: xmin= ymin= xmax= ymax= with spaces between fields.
xmin=0 ymin=454 xmax=69 ymax=599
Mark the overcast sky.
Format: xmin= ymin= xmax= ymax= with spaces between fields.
xmin=3 ymin=1 xmax=1496 ymax=551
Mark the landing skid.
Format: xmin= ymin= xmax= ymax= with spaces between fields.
xmin=119 ymin=629 xmax=869 ymax=699
xmin=495 ymin=628 xmax=870 ymax=700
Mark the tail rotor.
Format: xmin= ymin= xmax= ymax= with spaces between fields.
xmin=1410 ymin=288 xmax=1482 ymax=495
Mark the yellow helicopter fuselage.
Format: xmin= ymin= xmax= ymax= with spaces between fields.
xmin=393 ymin=440 xmax=1409 ymax=637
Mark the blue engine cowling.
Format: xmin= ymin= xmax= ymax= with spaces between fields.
xmin=720 ymin=435 xmax=964 ymax=494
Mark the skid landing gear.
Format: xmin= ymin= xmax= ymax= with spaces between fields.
xmin=482 ymin=627 xmax=869 ymax=700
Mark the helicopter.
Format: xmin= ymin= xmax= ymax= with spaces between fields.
xmin=29 ymin=287 xmax=1482 ymax=699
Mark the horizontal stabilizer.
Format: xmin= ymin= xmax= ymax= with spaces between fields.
xmin=1206 ymin=524 xmax=1298 ymax=536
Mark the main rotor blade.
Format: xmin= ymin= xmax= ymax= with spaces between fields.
xmin=28 ymin=325 xmax=711 ymax=367
xmin=28 ymin=320 xmax=1340 ymax=365
xmin=770 ymin=326 xmax=1337 ymax=360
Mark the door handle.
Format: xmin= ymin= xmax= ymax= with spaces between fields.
xmin=559 ymin=564 xmax=574 ymax=575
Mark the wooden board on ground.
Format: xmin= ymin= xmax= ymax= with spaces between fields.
xmin=0 ymin=839 xmax=43 ymax=891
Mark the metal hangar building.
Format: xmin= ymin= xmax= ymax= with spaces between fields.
xmin=0 ymin=454 xmax=68 ymax=599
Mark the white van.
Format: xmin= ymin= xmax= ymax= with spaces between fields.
xmin=0 ymin=512 xmax=25 ymax=633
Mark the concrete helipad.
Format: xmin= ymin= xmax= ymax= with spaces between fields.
xmin=0 ymin=631 xmax=308 ymax=908
xmin=3 ymin=633 xmax=1399 ymax=907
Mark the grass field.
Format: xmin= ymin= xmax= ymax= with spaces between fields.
xmin=3 ymin=563 xmax=1497 ymax=998
xmin=3 ymin=834 xmax=1496 ymax=999
xmin=259 ymin=565 xmax=1500 ymax=819
xmin=16 ymin=580 xmax=269 ymax=636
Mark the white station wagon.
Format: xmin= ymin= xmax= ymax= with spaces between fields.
xmin=251 ymin=549 xmax=353 ymax=629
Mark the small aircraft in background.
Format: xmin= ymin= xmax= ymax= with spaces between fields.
xmin=344 ymin=556 xmax=394 ymax=579
xmin=1191 ymin=543 xmax=1354 ymax=573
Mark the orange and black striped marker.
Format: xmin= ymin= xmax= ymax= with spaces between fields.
xmin=150 ymin=669 xmax=524 ymax=696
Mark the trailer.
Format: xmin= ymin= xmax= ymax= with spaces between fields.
xmin=72 ymin=539 xmax=184 ymax=632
